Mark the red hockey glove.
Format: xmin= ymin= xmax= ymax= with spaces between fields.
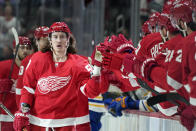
xmin=14 ymin=111 xmax=30 ymax=131
xmin=106 ymin=34 xmax=135 ymax=54
xmin=121 ymin=54 xmax=139 ymax=75
xmin=122 ymin=54 xmax=157 ymax=81
xmin=140 ymin=58 xmax=157 ymax=81
xmin=13 ymin=103 xmax=30 ymax=131
xmin=90 ymin=45 xmax=105 ymax=77
xmin=100 ymin=69 xmax=122 ymax=93
xmin=0 ymin=79 xmax=13 ymax=93
xmin=180 ymin=106 xmax=195 ymax=131
xmin=100 ymin=70 xmax=111 ymax=93
xmin=91 ymin=43 xmax=109 ymax=67
xmin=102 ymin=53 xmax=124 ymax=71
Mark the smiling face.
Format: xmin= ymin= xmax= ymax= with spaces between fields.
xmin=17 ymin=44 xmax=33 ymax=60
xmin=50 ymin=32 xmax=69 ymax=55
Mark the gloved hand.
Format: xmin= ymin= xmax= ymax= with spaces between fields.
xmin=122 ymin=54 xmax=157 ymax=80
xmin=180 ymin=106 xmax=195 ymax=131
xmin=91 ymin=43 xmax=110 ymax=78
xmin=91 ymin=43 xmax=110 ymax=67
xmin=103 ymin=98 xmax=113 ymax=106
xmin=105 ymin=34 xmax=135 ymax=54
xmin=0 ymin=79 xmax=13 ymax=93
xmin=101 ymin=53 xmax=141 ymax=75
xmin=101 ymin=53 xmax=124 ymax=71
xmin=103 ymin=97 xmax=121 ymax=117
xmin=13 ymin=103 xmax=30 ymax=131
xmin=100 ymin=70 xmax=113 ymax=93
xmin=100 ymin=52 xmax=137 ymax=75
xmin=102 ymin=69 xmax=121 ymax=84
xmin=108 ymin=96 xmax=139 ymax=117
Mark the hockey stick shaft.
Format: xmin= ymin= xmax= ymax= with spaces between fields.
xmin=9 ymin=27 xmax=19 ymax=79
xmin=136 ymin=78 xmax=181 ymax=106
xmin=0 ymin=103 xmax=14 ymax=119
xmin=147 ymin=93 xmax=190 ymax=106
xmin=0 ymin=103 xmax=28 ymax=131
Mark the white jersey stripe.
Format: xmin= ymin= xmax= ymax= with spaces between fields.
xmin=24 ymin=86 xmax=35 ymax=94
xmin=15 ymin=88 xmax=21 ymax=95
xmin=156 ymin=104 xmax=178 ymax=116
xmin=167 ymin=73 xmax=183 ymax=90
xmin=0 ymin=114 xmax=14 ymax=122
xmin=193 ymin=76 xmax=196 ymax=81
xmin=184 ymin=84 xmax=190 ymax=93
xmin=80 ymin=84 xmax=86 ymax=96
xmin=154 ymin=86 xmax=167 ymax=93
xmin=29 ymin=114 xmax=90 ymax=127
xmin=127 ymin=73 xmax=140 ymax=87
xmin=190 ymin=97 xmax=196 ymax=106
xmin=129 ymin=77 xmax=140 ymax=87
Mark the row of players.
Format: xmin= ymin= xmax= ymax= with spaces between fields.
xmin=93 ymin=0 xmax=196 ymax=131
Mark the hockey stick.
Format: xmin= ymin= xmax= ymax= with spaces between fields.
xmin=4 ymin=28 xmax=28 ymax=131
xmin=136 ymin=78 xmax=190 ymax=106
xmin=0 ymin=103 xmax=14 ymax=119
xmin=0 ymin=28 xmax=19 ymax=115
xmin=146 ymin=93 xmax=190 ymax=106
xmin=0 ymin=103 xmax=28 ymax=131
xmin=9 ymin=27 xmax=19 ymax=79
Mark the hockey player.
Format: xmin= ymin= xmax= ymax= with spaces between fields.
xmin=169 ymin=1 xmax=196 ymax=130
xmin=15 ymin=26 xmax=50 ymax=107
xmin=134 ymin=11 xmax=172 ymax=115
xmin=16 ymin=26 xmax=78 ymax=108
xmin=167 ymin=2 xmax=196 ymax=130
xmin=182 ymin=0 xmax=196 ymax=118
xmin=140 ymin=20 xmax=151 ymax=38
xmin=135 ymin=12 xmax=163 ymax=59
xmin=181 ymin=36 xmax=196 ymax=131
xmin=13 ymin=22 xmax=106 ymax=131
xmin=0 ymin=36 xmax=33 ymax=131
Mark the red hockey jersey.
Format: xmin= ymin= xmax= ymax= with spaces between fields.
xmin=0 ymin=59 xmax=19 ymax=122
xmin=182 ymin=31 xmax=196 ymax=106
xmin=20 ymin=51 xmax=100 ymax=128
xmin=134 ymin=33 xmax=178 ymax=116
xmin=135 ymin=32 xmax=164 ymax=59
xmin=165 ymin=34 xmax=189 ymax=106
xmin=16 ymin=54 xmax=33 ymax=108
xmin=136 ymin=33 xmax=186 ymax=116
xmin=151 ymin=34 xmax=190 ymax=115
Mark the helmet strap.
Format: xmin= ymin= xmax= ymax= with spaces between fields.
xmin=176 ymin=22 xmax=188 ymax=37
xmin=160 ymin=29 xmax=169 ymax=42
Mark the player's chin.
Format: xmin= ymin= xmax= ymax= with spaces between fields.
xmin=55 ymin=47 xmax=67 ymax=52
xmin=21 ymin=55 xmax=28 ymax=60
